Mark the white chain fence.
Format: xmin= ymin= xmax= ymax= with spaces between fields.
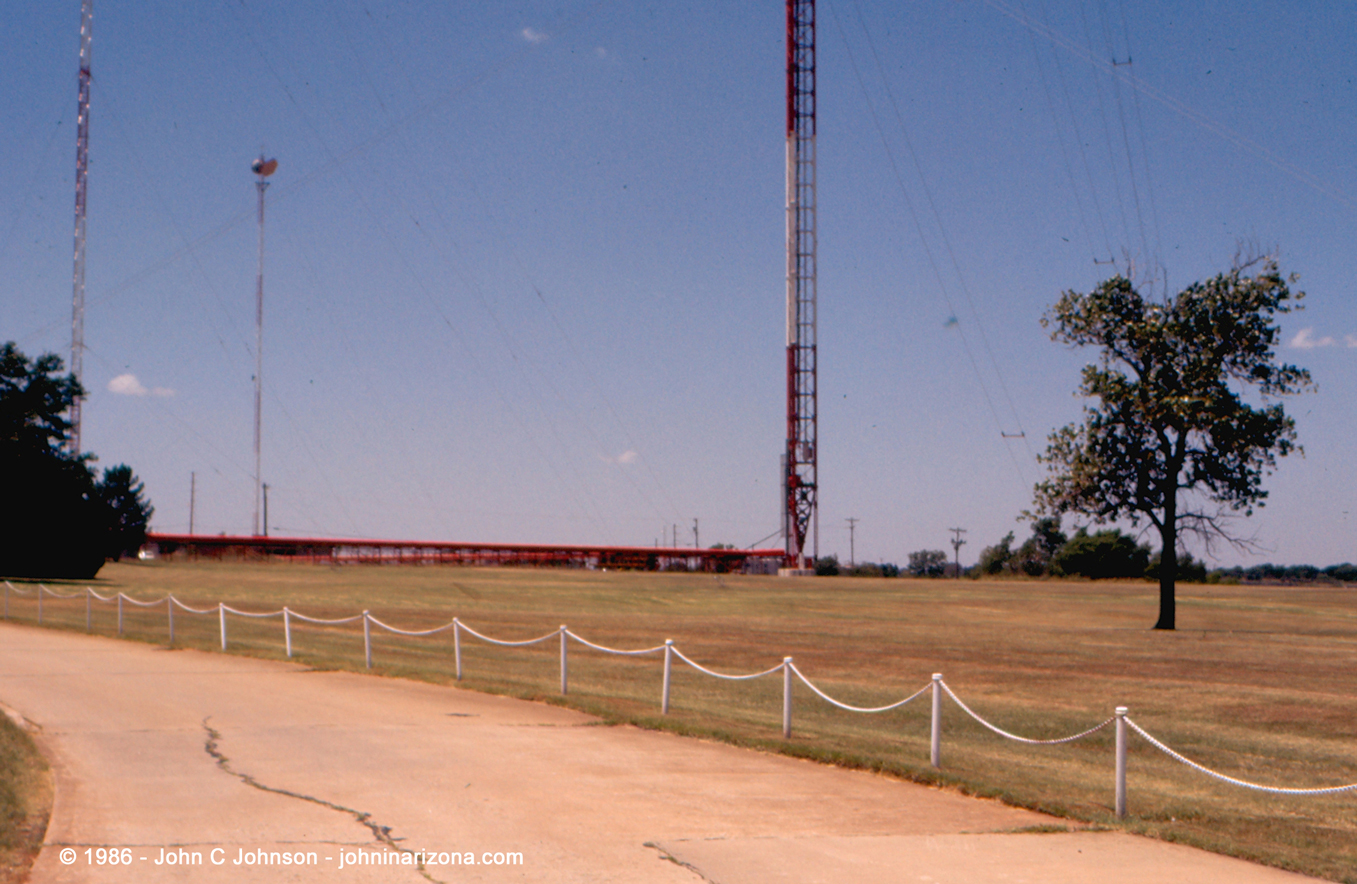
xmin=5 ymin=579 xmax=1355 ymax=816
xmin=1125 ymin=718 xmax=1357 ymax=796
xmin=941 ymin=681 xmax=1115 ymax=744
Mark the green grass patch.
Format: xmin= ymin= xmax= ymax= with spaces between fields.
xmin=0 ymin=709 xmax=51 ymax=884
xmin=5 ymin=561 xmax=1357 ymax=882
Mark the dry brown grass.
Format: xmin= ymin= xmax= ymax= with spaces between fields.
xmin=0 ymin=708 xmax=51 ymax=884
xmin=6 ymin=561 xmax=1356 ymax=882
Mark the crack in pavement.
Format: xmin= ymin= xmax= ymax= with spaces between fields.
xmin=202 ymin=717 xmax=445 ymax=883
xmin=644 ymin=842 xmax=715 ymax=883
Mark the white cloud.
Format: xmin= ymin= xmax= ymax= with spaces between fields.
xmin=1347 ymin=334 xmax=1357 ymax=348
xmin=618 ymin=450 xmax=638 ymax=464
xmin=521 ymin=27 xmax=549 ymax=44
xmin=108 ymin=373 xmax=148 ymax=396
xmin=1289 ymin=328 xmax=1335 ymax=349
xmin=108 ymin=373 xmax=173 ymax=397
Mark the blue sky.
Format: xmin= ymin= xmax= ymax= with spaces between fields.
xmin=3 ymin=1 xmax=1354 ymax=567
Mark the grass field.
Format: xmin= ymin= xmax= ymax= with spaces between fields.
xmin=0 ymin=706 xmax=51 ymax=884
xmin=5 ymin=560 xmax=1356 ymax=882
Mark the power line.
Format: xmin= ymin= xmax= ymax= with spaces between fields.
xmin=979 ymin=0 xmax=1355 ymax=209
xmin=829 ymin=0 xmax=1033 ymax=484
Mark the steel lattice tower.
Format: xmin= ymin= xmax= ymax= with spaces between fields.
xmin=783 ymin=0 xmax=817 ymax=568
xmin=70 ymin=0 xmax=93 ymax=454
xmin=251 ymin=155 xmax=277 ymax=537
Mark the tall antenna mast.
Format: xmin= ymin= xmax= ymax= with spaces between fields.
xmin=784 ymin=0 xmax=817 ymax=569
xmin=70 ymin=0 xmax=93 ymax=454
xmin=251 ymin=154 xmax=278 ymax=537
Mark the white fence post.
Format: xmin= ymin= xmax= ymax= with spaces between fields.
xmin=363 ymin=611 xmax=372 ymax=669
xmin=453 ymin=618 xmax=461 ymax=680
xmin=219 ymin=604 xmax=227 ymax=650
xmin=117 ymin=594 xmax=123 ymax=635
xmin=661 ymin=639 xmax=673 ymax=714
xmin=931 ymin=673 xmax=943 ymax=768
xmin=284 ymin=607 xmax=292 ymax=658
xmin=168 ymin=597 xmax=175 ymax=644
xmin=1115 ymin=706 xmax=1128 ymax=819
xmin=782 ymin=658 xmax=793 ymax=738
xmin=85 ymin=588 xmax=91 ymax=632
xmin=559 ymin=626 xmax=568 ymax=695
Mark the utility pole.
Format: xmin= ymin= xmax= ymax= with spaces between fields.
xmin=262 ymin=483 xmax=270 ymax=538
xmin=69 ymin=0 xmax=93 ymax=454
xmin=189 ymin=472 xmax=196 ymax=535
xmin=846 ymin=517 xmax=858 ymax=568
xmin=251 ymin=154 xmax=277 ymax=536
xmin=948 ymin=527 xmax=968 ymax=579
xmin=693 ymin=518 xmax=700 ymax=549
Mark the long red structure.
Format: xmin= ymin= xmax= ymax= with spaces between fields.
xmin=146 ymin=533 xmax=784 ymax=574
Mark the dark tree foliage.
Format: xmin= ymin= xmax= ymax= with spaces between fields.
xmin=1033 ymin=257 xmax=1312 ymax=628
xmin=97 ymin=465 xmax=154 ymax=561
xmin=1145 ymin=550 xmax=1207 ymax=583
xmin=1208 ymin=562 xmax=1354 ymax=584
xmin=0 ymin=343 xmax=153 ymax=578
xmin=976 ymin=532 xmax=1016 ymax=575
xmin=1052 ymin=528 xmax=1151 ymax=580
xmin=1013 ymin=516 xmax=1067 ymax=576
xmin=814 ymin=555 xmax=840 ymax=576
xmin=1324 ymin=563 xmax=1357 ymax=582
xmin=0 ymin=344 xmax=80 ymax=459
xmin=907 ymin=549 xmax=948 ymax=578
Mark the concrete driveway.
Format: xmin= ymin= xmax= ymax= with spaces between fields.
xmin=0 ymin=622 xmax=1321 ymax=883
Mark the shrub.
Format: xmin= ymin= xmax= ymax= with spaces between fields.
xmin=814 ymin=555 xmax=840 ymax=576
xmin=976 ymin=532 xmax=1016 ymax=575
xmin=907 ymin=550 xmax=947 ymax=578
xmin=1323 ymin=563 xmax=1357 ymax=582
xmin=1145 ymin=550 xmax=1208 ymax=583
xmin=1051 ymin=528 xmax=1150 ymax=579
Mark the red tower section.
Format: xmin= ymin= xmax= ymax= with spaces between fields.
xmin=784 ymin=0 xmax=817 ymax=568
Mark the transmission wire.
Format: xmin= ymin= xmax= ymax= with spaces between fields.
xmin=846 ymin=0 xmax=1035 ymax=468
xmin=827 ymin=0 xmax=1029 ymax=485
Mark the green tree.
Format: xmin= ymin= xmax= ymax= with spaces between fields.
xmin=96 ymin=465 xmax=154 ymax=561
xmin=0 ymin=343 xmax=81 ymax=458
xmin=1033 ymin=257 xmax=1312 ymax=629
xmin=907 ymin=549 xmax=947 ymax=577
xmin=0 ymin=343 xmax=154 ymax=578
xmin=1014 ymin=516 xmax=1067 ymax=576
xmin=1051 ymin=528 xmax=1150 ymax=580
xmin=1145 ymin=549 xmax=1207 ymax=583
xmin=976 ymin=532 xmax=1015 ymax=575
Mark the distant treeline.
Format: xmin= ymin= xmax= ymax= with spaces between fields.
xmin=816 ymin=554 xmax=1356 ymax=584
xmin=812 ymin=518 xmax=1353 ymax=584
xmin=1206 ymin=562 xmax=1357 ymax=585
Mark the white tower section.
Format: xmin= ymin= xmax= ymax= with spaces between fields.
xmin=70 ymin=0 xmax=93 ymax=453
xmin=783 ymin=0 xmax=817 ymax=568
xmin=251 ymin=155 xmax=277 ymax=536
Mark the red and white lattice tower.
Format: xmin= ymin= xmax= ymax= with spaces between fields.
xmin=783 ymin=0 xmax=817 ymax=568
xmin=70 ymin=0 xmax=93 ymax=453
